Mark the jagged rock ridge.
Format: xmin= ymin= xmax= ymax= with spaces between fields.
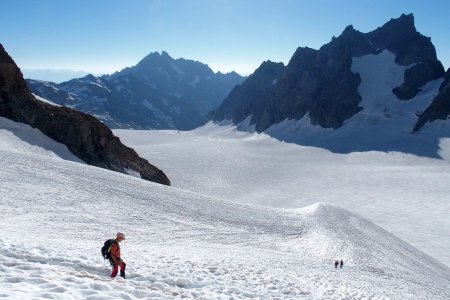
xmin=208 ymin=14 xmax=447 ymax=133
xmin=0 ymin=44 xmax=170 ymax=185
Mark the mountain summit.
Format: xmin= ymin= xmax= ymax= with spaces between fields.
xmin=207 ymin=14 xmax=449 ymax=156
xmin=27 ymin=52 xmax=245 ymax=130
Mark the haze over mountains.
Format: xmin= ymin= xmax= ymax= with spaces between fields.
xmin=27 ymin=52 xmax=245 ymax=130
xmin=23 ymin=69 xmax=91 ymax=83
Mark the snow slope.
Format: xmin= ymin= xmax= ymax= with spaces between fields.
xmin=115 ymin=124 xmax=450 ymax=268
xmin=1 ymin=120 xmax=450 ymax=298
xmin=0 ymin=117 xmax=82 ymax=163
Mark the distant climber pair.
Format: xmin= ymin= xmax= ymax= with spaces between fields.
xmin=334 ymin=260 xmax=344 ymax=268
xmin=102 ymin=232 xmax=126 ymax=278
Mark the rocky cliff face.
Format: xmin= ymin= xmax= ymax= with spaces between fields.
xmin=0 ymin=44 xmax=170 ymax=185
xmin=27 ymin=52 xmax=245 ymax=130
xmin=414 ymin=69 xmax=450 ymax=132
xmin=207 ymin=61 xmax=285 ymax=124
xmin=208 ymin=14 xmax=446 ymax=134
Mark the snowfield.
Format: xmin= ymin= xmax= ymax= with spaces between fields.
xmin=115 ymin=123 xmax=450 ymax=269
xmin=1 ymin=118 xmax=450 ymax=299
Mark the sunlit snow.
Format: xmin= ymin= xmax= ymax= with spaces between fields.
xmin=1 ymin=117 xmax=449 ymax=298
xmin=115 ymin=123 xmax=450 ymax=268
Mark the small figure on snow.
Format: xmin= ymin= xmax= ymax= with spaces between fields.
xmin=334 ymin=260 xmax=339 ymax=268
xmin=109 ymin=232 xmax=126 ymax=278
xmin=339 ymin=260 xmax=344 ymax=268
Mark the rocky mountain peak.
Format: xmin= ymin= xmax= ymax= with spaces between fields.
xmin=255 ymin=60 xmax=285 ymax=74
xmin=366 ymin=13 xmax=417 ymax=48
xmin=207 ymin=13 xmax=448 ymax=145
xmin=366 ymin=13 xmax=436 ymax=66
xmin=341 ymin=24 xmax=357 ymax=36
xmin=144 ymin=50 xmax=170 ymax=59
xmin=285 ymin=47 xmax=317 ymax=77
xmin=133 ymin=51 xmax=174 ymax=73
xmin=380 ymin=13 xmax=416 ymax=35
xmin=81 ymin=74 xmax=97 ymax=81
xmin=27 ymin=49 xmax=245 ymax=131
xmin=207 ymin=60 xmax=284 ymax=125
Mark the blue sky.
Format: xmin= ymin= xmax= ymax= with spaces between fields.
xmin=1 ymin=0 xmax=449 ymax=79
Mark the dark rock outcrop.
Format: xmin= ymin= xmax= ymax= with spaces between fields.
xmin=208 ymin=14 xmax=445 ymax=133
xmin=414 ymin=69 xmax=450 ymax=132
xmin=365 ymin=13 xmax=437 ymax=66
xmin=393 ymin=60 xmax=445 ymax=100
xmin=0 ymin=43 xmax=170 ymax=185
xmin=27 ymin=52 xmax=245 ymax=131
xmin=367 ymin=14 xmax=445 ymax=100
xmin=207 ymin=61 xmax=285 ymax=124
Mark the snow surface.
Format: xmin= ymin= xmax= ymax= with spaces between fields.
xmin=351 ymin=50 xmax=408 ymax=113
xmin=116 ymin=123 xmax=450 ymax=268
xmin=1 ymin=118 xmax=450 ymax=298
xmin=32 ymin=93 xmax=61 ymax=107
xmin=0 ymin=117 xmax=82 ymax=163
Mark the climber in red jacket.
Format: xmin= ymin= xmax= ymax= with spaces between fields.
xmin=110 ymin=232 xmax=126 ymax=278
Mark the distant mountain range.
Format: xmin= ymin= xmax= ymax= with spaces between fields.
xmin=27 ymin=52 xmax=245 ymax=130
xmin=0 ymin=43 xmax=170 ymax=185
xmin=208 ymin=14 xmax=450 ymax=156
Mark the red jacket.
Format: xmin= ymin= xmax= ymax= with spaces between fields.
xmin=110 ymin=241 xmax=121 ymax=261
